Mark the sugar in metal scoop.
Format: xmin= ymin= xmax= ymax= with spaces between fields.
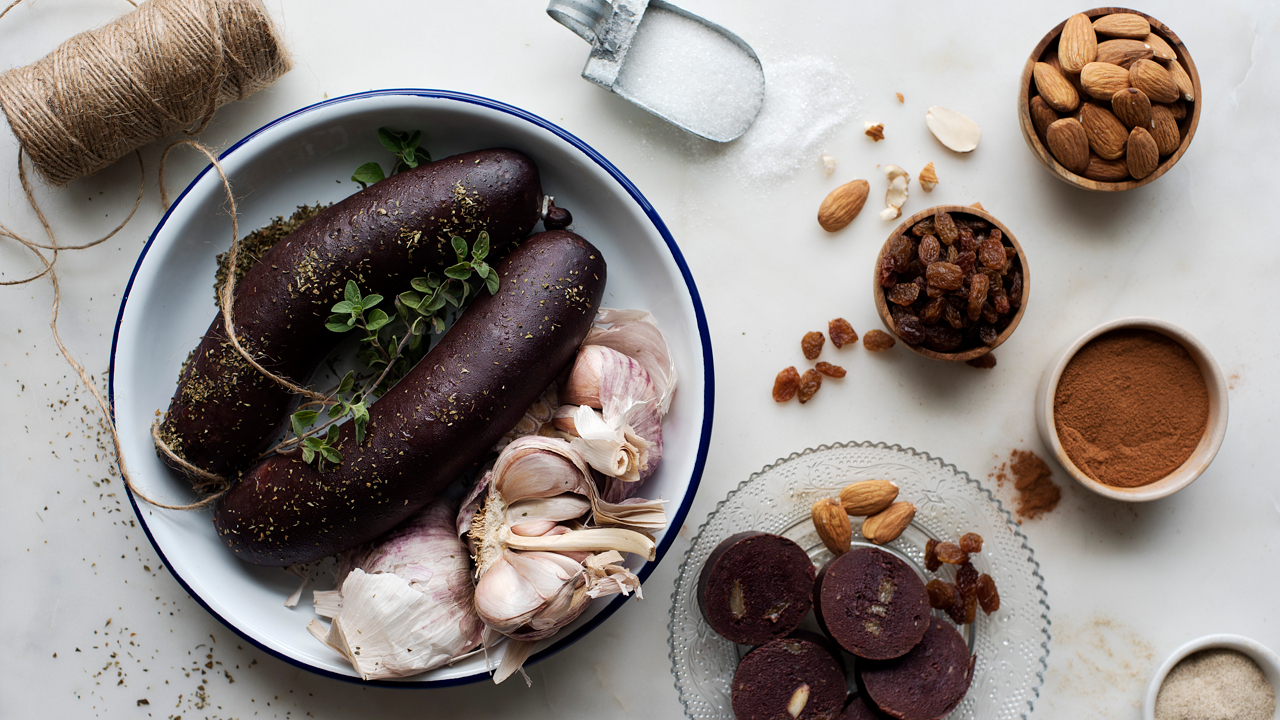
xmin=547 ymin=0 xmax=765 ymax=142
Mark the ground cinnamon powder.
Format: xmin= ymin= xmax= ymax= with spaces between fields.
xmin=1053 ymin=329 xmax=1209 ymax=488
xmin=996 ymin=450 xmax=1061 ymax=520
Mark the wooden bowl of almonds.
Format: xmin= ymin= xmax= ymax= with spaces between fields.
xmin=1018 ymin=8 xmax=1201 ymax=190
xmin=873 ymin=205 xmax=1029 ymax=362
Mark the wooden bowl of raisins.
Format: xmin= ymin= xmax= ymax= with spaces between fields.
xmin=873 ymin=206 xmax=1029 ymax=362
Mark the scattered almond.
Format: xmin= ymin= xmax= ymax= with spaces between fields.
xmin=1110 ymin=87 xmax=1152 ymax=129
xmin=880 ymin=165 xmax=910 ymax=221
xmin=817 ymin=179 xmax=870 ymax=232
xmin=918 ymin=162 xmax=938 ymax=192
xmin=1095 ymin=38 xmax=1153 ymax=68
xmin=1130 ymin=59 xmax=1179 ymax=104
xmin=1029 ymin=95 xmax=1060 ymax=139
xmin=1045 ymin=118 xmax=1090 ymax=175
xmin=1144 ymin=33 xmax=1177 ymax=61
xmin=895 ymin=92 xmax=904 ymax=103
xmin=865 ymin=122 xmax=885 ymax=141
xmin=821 ymin=154 xmax=837 ymax=176
xmin=1059 ymin=13 xmax=1098 ymax=73
xmin=924 ymin=106 xmax=981 ymax=153
xmin=969 ymin=201 xmax=985 ymax=211
xmin=1166 ymin=60 xmax=1194 ymax=101
xmin=787 ymin=684 xmax=811 ymax=719
xmin=1126 ymin=126 xmax=1160 ymax=179
xmin=1079 ymin=103 xmax=1129 ymax=161
xmin=1033 ymin=62 xmax=1080 ymax=113
xmin=862 ymin=502 xmax=916 ymax=545
xmin=1084 ymin=153 xmax=1131 ymax=182
xmin=1093 ymin=13 xmax=1150 ymax=39
xmin=812 ymin=498 xmax=852 ymax=555
xmin=1168 ymin=99 xmax=1187 ymax=120
xmin=1080 ymin=62 xmax=1131 ymax=100
xmin=839 ymin=480 xmax=899 ymax=516
xmin=1149 ymin=105 xmax=1181 ymax=155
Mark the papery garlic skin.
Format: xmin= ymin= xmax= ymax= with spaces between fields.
xmin=559 ymin=345 xmax=664 ymax=482
xmin=308 ymin=499 xmax=482 ymax=680
xmin=582 ymin=309 xmax=679 ymax=415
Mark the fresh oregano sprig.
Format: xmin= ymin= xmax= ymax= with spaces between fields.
xmin=351 ymin=127 xmax=432 ymax=189
xmin=397 ymin=231 xmax=499 ymax=334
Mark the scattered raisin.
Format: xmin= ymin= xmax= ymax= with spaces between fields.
xmin=963 ymin=593 xmax=978 ymax=624
xmin=956 ymin=562 xmax=979 ymax=599
xmin=829 ymin=318 xmax=857 ymax=348
xmin=926 ymin=579 xmax=956 ymax=609
xmin=925 ymin=262 xmax=964 ymax=290
xmin=967 ymin=274 xmax=989 ymax=321
xmin=924 ymin=538 xmax=941 ymax=572
xmin=965 ymin=353 xmax=997 ymax=369
xmin=935 ymin=542 xmax=969 ymax=565
xmin=934 ymin=211 xmax=959 ymax=244
xmin=772 ymin=366 xmax=800 ymax=402
xmin=888 ymin=282 xmax=920 ymax=306
xmin=801 ymin=331 xmax=825 ymax=360
xmin=863 ymin=329 xmax=895 ymax=351
xmin=797 ymin=368 xmax=822 ymax=403
xmin=977 ymin=574 xmax=1000 ymax=614
xmin=958 ymin=533 xmax=984 ymax=553
xmin=911 ymin=218 xmax=936 ymax=236
xmin=918 ymin=235 xmax=941 ymax=264
xmin=944 ymin=588 xmax=968 ymax=625
xmin=815 ymin=361 xmax=846 ymax=378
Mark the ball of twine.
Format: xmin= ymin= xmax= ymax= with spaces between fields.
xmin=0 ymin=0 xmax=290 ymax=186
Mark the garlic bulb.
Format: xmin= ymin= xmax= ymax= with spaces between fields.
xmin=307 ymin=498 xmax=483 ymax=680
xmin=582 ymin=308 xmax=679 ymax=415
xmin=461 ymin=435 xmax=664 ymax=682
xmin=559 ymin=345 xmax=664 ymax=482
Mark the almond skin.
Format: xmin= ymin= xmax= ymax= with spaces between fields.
xmin=1167 ymin=99 xmax=1187 ymax=120
xmin=1034 ymin=61 xmax=1080 ymax=113
xmin=1080 ymin=62 xmax=1131 ymax=100
xmin=1046 ymin=118 xmax=1090 ymax=175
xmin=1167 ymin=60 xmax=1195 ymax=101
xmin=838 ymin=480 xmax=899 ymax=516
xmin=812 ymin=498 xmax=852 ymax=556
xmin=1029 ymin=95 xmax=1060 ymax=140
xmin=1084 ymin=153 xmax=1131 ymax=182
xmin=1059 ymin=13 xmax=1098 ymax=73
xmin=1093 ymin=13 xmax=1151 ymax=39
xmin=1144 ymin=33 xmax=1177 ymax=61
xmin=1080 ymin=103 xmax=1129 ymax=161
xmin=1111 ymin=87 xmax=1152 ymax=129
xmin=861 ymin=502 xmax=916 ymax=545
xmin=1126 ymin=126 xmax=1160 ymax=179
xmin=1095 ymin=38 xmax=1154 ymax=68
xmin=817 ymin=179 xmax=870 ymax=232
xmin=1150 ymin=105 xmax=1182 ymax=155
xmin=1130 ymin=59 xmax=1179 ymax=104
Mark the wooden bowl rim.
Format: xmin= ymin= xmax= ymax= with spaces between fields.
xmin=872 ymin=205 xmax=1030 ymax=362
xmin=1017 ymin=7 xmax=1202 ymax=192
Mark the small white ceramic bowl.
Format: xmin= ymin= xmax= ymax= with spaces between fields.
xmin=1035 ymin=317 xmax=1228 ymax=502
xmin=1143 ymin=634 xmax=1280 ymax=720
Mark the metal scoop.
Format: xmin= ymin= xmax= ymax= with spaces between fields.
xmin=547 ymin=0 xmax=765 ymax=142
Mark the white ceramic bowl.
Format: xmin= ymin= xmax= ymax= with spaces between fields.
xmin=108 ymin=90 xmax=714 ymax=686
xmin=1035 ymin=317 xmax=1228 ymax=502
xmin=1144 ymin=634 xmax=1280 ymax=720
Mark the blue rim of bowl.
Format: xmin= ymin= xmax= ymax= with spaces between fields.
xmin=667 ymin=440 xmax=1051 ymax=720
xmin=107 ymin=88 xmax=716 ymax=688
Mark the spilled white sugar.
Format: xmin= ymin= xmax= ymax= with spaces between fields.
xmin=613 ymin=6 xmax=764 ymax=141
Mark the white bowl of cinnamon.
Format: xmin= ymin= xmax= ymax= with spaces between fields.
xmin=1035 ymin=317 xmax=1228 ymax=502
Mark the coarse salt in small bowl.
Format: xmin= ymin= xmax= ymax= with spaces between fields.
xmin=1035 ymin=317 xmax=1228 ymax=502
xmin=1143 ymin=634 xmax=1280 ymax=720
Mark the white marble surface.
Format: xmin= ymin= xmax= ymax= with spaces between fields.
xmin=1 ymin=0 xmax=1278 ymax=718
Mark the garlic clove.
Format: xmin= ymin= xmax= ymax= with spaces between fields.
xmin=506 ymin=494 xmax=591 ymax=526
xmin=583 ymin=309 xmax=679 ymax=416
xmin=568 ymin=405 xmax=642 ymax=481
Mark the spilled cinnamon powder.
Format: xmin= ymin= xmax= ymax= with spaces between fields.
xmin=993 ymin=450 xmax=1061 ymax=520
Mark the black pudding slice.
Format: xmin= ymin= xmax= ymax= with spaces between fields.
xmin=814 ymin=547 xmax=929 ymax=660
xmin=698 ymin=532 xmax=815 ymax=645
xmin=856 ymin=617 xmax=976 ymax=720
xmin=731 ymin=637 xmax=847 ymax=720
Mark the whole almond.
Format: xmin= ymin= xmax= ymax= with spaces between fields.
xmin=1084 ymin=153 xmax=1131 ymax=182
xmin=1144 ymin=33 xmax=1177 ymax=61
xmin=1034 ymin=61 xmax=1080 ymax=113
xmin=1080 ymin=62 xmax=1131 ymax=100
xmin=838 ymin=480 xmax=899 ymax=516
xmin=861 ymin=502 xmax=916 ymax=545
xmin=1095 ymin=38 xmax=1154 ymax=68
xmin=1150 ymin=105 xmax=1181 ymax=155
xmin=1029 ymin=95 xmax=1060 ymax=140
xmin=1166 ymin=60 xmax=1194 ymax=101
xmin=817 ymin=179 xmax=870 ymax=232
xmin=1111 ymin=87 xmax=1152 ymax=129
xmin=1059 ymin=13 xmax=1098 ymax=73
xmin=1046 ymin=118 xmax=1090 ymax=175
xmin=1080 ymin=103 xmax=1129 ymax=160
xmin=1126 ymin=126 xmax=1160 ymax=179
xmin=1167 ymin=99 xmax=1187 ymax=120
xmin=1046 ymin=55 xmax=1085 ymax=96
xmin=1093 ymin=13 xmax=1151 ymax=39
xmin=1130 ymin=59 xmax=1179 ymax=103
xmin=812 ymin=498 xmax=852 ymax=556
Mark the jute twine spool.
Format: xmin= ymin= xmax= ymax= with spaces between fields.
xmin=0 ymin=0 xmax=290 ymax=186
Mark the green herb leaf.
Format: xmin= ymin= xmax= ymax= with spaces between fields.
xmin=362 ymin=293 xmax=383 ymax=310
xmin=472 ymin=261 xmax=489 ymax=279
xmin=326 ymin=318 xmax=356 ymax=333
xmin=301 ymin=446 xmax=315 ymax=464
xmin=398 ymin=291 xmax=422 ymax=309
xmin=378 ymin=127 xmax=402 ymax=154
xmin=331 ymin=300 xmax=356 ymax=314
xmin=431 ymin=316 xmax=446 ymax=334
xmin=444 ymin=262 xmax=472 ymax=280
xmin=407 ymin=130 xmax=421 ymax=150
xmin=485 ymin=272 xmax=500 ymax=295
xmin=410 ymin=277 xmax=433 ymax=294
xmin=366 ymin=308 xmax=391 ymax=332
xmin=326 ymin=425 xmax=340 ymax=443
xmin=321 ymin=446 xmax=343 ymax=464
xmin=344 ymin=280 xmax=362 ymax=304
xmin=351 ymin=162 xmax=385 ymax=189
xmin=414 ymin=147 xmax=431 ymax=165
xmin=338 ymin=371 xmax=355 ymax=394
xmin=472 ymin=231 xmax=489 ymax=261
xmin=451 ymin=236 xmax=468 ymax=262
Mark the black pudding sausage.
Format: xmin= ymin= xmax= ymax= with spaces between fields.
xmin=158 ymin=149 xmax=542 ymax=480
xmin=214 ymin=230 xmax=607 ymax=566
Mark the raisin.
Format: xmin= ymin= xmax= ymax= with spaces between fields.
xmin=981 ymin=304 xmax=1000 ymax=324
xmin=944 ymin=587 xmax=967 ymax=625
xmin=979 ymin=324 xmax=999 ymax=346
xmin=958 ymin=533 xmax=984 ymax=553
xmin=920 ymin=297 xmax=945 ymax=325
xmin=878 ymin=257 xmax=898 ymax=288
xmin=926 ymin=283 xmax=946 ymax=299
xmin=918 ymin=235 xmax=941 ymax=264
xmin=991 ymin=286 xmax=1011 ymax=315
xmin=772 ymin=366 xmax=800 ymax=402
xmin=956 ymin=562 xmax=979 ymax=598
xmin=911 ymin=218 xmax=936 ymax=236
xmin=922 ymin=323 xmax=962 ymax=352
xmin=887 ymin=235 xmax=914 ymax=271
xmin=924 ymin=538 xmax=941 ymax=572
xmin=957 ymin=224 xmax=976 ymax=252
xmin=1008 ymin=271 xmax=1023 ymax=307
xmin=979 ymin=237 xmax=1006 ymax=269
xmin=895 ymin=313 xmax=927 ymax=345
xmin=912 ymin=275 xmax=928 ymax=294
xmin=935 ymin=542 xmax=969 ymax=565
xmin=955 ymin=250 xmax=976 ymax=275
xmin=888 ymin=282 xmax=920 ymax=306
xmin=967 ymin=274 xmax=989 ymax=321
xmin=977 ymin=574 xmax=1000 ymax=614
xmin=796 ymin=368 xmax=822 ymax=403
xmin=815 ymin=361 xmax=846 ymax=378
xmin=926 ymin=579 xmax=956 ymax=609
xmin=925 ymin=262 xmax=964 ymax=290
xmin=934 ymin=211 xmax=959 ymax=244
xmin=965 ymin=353 xmax=997 ymax=369
xmin=829 ymin=318 xmax=857 ymax=348
xmin=863 ymin=329 xmax=895 ymax=351
xmin=944 ymin=303 xmax=964 ymax=330
xmin=801 ymin=331 xmax=825 ymax=360
xmin=963 ymin=594 xmax=978 ymax=624
xmin=945 ymin=244 xmax=958 ymax=263
xmin=989 ymin=227 xmax=1003 ymax=245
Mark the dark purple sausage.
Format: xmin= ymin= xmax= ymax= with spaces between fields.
xmin=214 ymin=230 xmax=606 ymax=566
xmin=157 ymin=149 xmax=542 ymax=479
